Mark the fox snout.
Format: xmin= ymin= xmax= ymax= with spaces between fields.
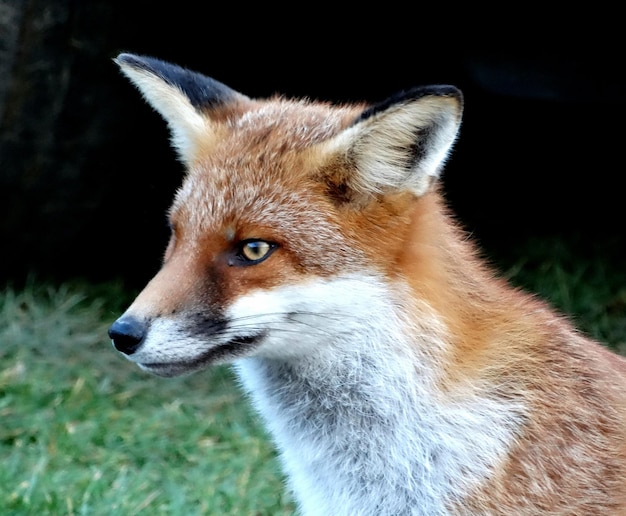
xmin=107 ymin=302 xmax=272 ymax=377
xmin=108 ymin=316 xmax=147 ymax=355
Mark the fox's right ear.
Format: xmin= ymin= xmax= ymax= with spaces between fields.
xmin=114 ymin=53 xmax=248 ymax=164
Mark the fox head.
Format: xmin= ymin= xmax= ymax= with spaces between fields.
xmin=108 ymin=53 xmax=463 ymax=377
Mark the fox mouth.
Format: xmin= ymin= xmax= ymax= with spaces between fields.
xmin=139 ymin=333 xmax=265 ymax=377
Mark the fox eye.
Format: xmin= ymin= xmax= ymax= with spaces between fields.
xmin=233 ymin=239 xmax=277 ymax=265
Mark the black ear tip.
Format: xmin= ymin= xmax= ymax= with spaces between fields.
xmin=114 ymin=53 xmax=242 ymax=112
xmin=357 ymin=84 xmax=463 ymax=124
xmin=433 ymin=85 xmax=463 ymax=101
xmin=114 ymin=52 xmax=140 ymax=66
xmin=404 ymin=85 xmax=463 ymax=104
xmin=114 ymin=52 xmax=165 ymax=73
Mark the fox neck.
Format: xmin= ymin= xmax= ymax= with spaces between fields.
xmin=235 ymin=315 xmax=523 ymax=515
xmin=234 ymin=194 xmax=526 ymax=515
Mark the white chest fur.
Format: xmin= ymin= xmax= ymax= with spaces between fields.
xmin=232 ymin=277 xmax=524 ymax=516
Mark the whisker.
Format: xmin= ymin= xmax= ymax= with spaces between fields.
xmin=230 ymin=311 xmax=356 ymax=325
xmin=185 ymin=310 xmax=363 ymax=341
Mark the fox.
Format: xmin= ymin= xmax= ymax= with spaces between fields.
xmin=108 ymin=52 xmax=626 ymax=516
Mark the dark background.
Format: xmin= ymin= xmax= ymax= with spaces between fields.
xmin=1 ymin=2 xmax=624 ymax=288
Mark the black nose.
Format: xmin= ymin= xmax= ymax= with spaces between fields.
xmin=108 ymin=316 xmax=147 ymax=355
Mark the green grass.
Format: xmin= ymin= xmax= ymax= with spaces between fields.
xmin=0 ymin=280 xmax=295 ymax=515
xmin=1 ymin=235 xmax=625 ymax=515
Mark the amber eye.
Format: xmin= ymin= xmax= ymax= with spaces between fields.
xmin=234 ymin=239 xmax=277 ymax=265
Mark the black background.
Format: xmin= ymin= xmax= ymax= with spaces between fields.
xmin=1 ymin=3 xmax=624 ymax=287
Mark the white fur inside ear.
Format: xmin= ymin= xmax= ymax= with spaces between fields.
xmin=328 ymin=96 xmax=461 ymax=197
xmin=117 ymin=61 xmax=210 ymax=163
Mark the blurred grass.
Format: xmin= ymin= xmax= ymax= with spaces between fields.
xmin=0 ymin=279 xmax=295 ymax=515
xmin=490 ymin=234 xmax=626 ymax=353
xmin=1 ymin=235 xmax=625 ymax=514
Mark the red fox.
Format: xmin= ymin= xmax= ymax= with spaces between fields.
xmin=109 ymin=53 xmax=626 ymax=515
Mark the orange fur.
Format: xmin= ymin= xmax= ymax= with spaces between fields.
xmin=110 ymin=54 xmax=626 ymax=515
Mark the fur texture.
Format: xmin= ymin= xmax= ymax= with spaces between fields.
xmin=109 ymin=53 xmax=626 ymax=515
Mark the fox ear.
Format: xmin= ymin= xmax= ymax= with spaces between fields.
xmin=323 ymin=86 xmax=463 ymax=199
xmin=114 ymin=53 xmax=247 ymax=163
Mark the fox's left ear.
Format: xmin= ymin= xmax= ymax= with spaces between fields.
xmin=322 ymin=86 xmax=463 ymax=199
xmin=114 ymin=53 xmax=248 ymax=163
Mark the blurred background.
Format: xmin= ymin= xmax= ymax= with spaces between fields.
xmin=1 ymin=2 xmax=624 ymax=288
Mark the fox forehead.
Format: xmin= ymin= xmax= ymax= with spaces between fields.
xmin=170 ymin=165 xmax=343 ymax=251
xmin=167 ymin=97 xmax=367 ymax=270
xmin=226 ymin=99 xmax=362 ymax=144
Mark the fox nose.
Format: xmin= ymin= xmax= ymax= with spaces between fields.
xmin=108 ymin=315 xmax=147 ymax=355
